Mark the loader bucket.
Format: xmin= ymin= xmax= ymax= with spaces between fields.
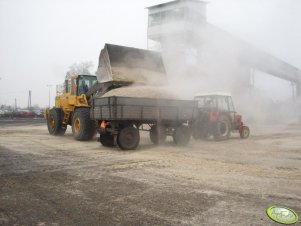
xmin=96 ymin=44 xmax=167 ymax=85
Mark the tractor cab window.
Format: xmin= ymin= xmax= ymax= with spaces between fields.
xmin=77 ymin=76 xmax=97 ymax=95
xmin=196 ymin=96 xmax=217 ymax=110
xmin=226 ymin=96 xmax=235 ymax=112
xmin=217 ymin=96 xmax=229 ymax=112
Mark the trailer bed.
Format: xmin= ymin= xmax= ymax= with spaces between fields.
xmin=91 ymin=96 xmax=197 ymax=123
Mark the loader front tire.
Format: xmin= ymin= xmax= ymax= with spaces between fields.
xmin=47 ymin=108 xmax=66 ymax=136
xmin=72 ymin=108 xmax=95 ymax=141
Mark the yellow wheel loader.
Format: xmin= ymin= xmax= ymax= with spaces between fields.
xmin=44 ymin=75 xmax=98 ymax=140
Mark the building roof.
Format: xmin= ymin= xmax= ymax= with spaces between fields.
xmin=146 ymin=0 xmax=207 ymax=9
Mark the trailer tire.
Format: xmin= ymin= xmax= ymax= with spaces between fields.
xmin=117 ymin=126 xmax=140 ymax=150
xmin=72 ymin=108 xmax=95 ymax=141
xmin=47 ymin=108 xmax=66 ymax=136
xmin=150 ymin=125 xmax=167 ymax=144
xmin=173 ymin=125 xmax=191 ymax=146
xmin=213 ymin=115 xmax=231 ymax=140
xmin=192 ymin=122 xmax=208 ymax=140
xmin=100 ymin=133 xmax=115 ymax=147
xmin=240 ymin=126 xmax=250 ymax=139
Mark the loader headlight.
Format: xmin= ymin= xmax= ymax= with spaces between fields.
xmin=78 ymin=98 xmax=85 ymax=103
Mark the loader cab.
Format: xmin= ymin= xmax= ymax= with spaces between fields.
xmin=65 ymin=75 xmax=97 ymax=96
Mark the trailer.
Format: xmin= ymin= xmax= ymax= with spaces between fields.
xmin=91 ymin=96 xmax=197 ymax=150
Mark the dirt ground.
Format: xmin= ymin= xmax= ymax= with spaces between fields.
xmin=0 ymin=118 xmax=300 ymax=226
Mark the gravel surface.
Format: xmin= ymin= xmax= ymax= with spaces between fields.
xmin=0 ymin=120 xmax=300 ymax=225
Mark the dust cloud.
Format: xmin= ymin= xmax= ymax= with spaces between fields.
xmin=146 ymin=4 xmax=301 ymax=125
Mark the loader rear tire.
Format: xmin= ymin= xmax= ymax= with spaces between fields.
xmin=47 ymin=108 xmax=66 ymax=136
xmin=72 ymin=108 xmax=95 ymax=141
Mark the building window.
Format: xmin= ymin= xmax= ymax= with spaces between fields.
xmin=148 ymin=7 xmax=185 ymax=27
xmin=149 ymin=13 xmax=161 ymax=26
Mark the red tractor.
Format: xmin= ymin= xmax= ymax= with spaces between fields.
xmin=192 ymin=93 xmax=250 ymax=140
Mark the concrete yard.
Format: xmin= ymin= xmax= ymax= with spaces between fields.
xmin=0 ymin=118 xmax=300 ymax=225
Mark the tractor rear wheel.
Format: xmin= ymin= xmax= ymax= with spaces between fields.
xmin=173 ymin=125 xmax=191 ymax=146
xmin=47 ymin=108 xmax=66 ymax=136
xmin=150 ymin=125 xmax=167 ymax=144
xmin=213 ymin=115 xmax=231 ymax=140
xmin=117 ymin=126 xmax=140 ymax=150
xmin=72 ymin=108 xmax=95 ymax=141
xmin=240 ymin=126 xmax=250 ymax=139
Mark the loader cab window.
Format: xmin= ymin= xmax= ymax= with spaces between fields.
xmin=77 ymin=76 xmax=97 ymax=95
xmin=65 ymin=79 xmax=71 ymax=93
xmin=71 ymin=79 xmax=77 ymax=95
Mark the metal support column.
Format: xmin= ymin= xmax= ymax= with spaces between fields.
xmin=297 ymin=82 xmax=301 ymax=97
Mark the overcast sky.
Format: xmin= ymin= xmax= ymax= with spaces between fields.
xmin=0 ymin=0 xmax=300 ymax=108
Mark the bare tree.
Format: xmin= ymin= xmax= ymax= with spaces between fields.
xmin=66 ymin=61 xmax=94 ymax=79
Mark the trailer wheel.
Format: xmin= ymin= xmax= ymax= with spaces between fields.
xmin=99 ymin=133 xmax=115 ymax=147
xmin=47 ymin=108 xmax=66 ymax=136
xmin=117 ymin=126 xmax=140 ymax=150
xmin=192 ymin=122 xmax=208 ymax=140
xmin=72 ymin=108 xmax=95 ymax=141
xmin=150 ymin=125 xmax=167 ymax=144
xmin=240 ymin=126 xmax=250 ymax=139
xmin=173 ymin=125 xmax=191 ymax=146
xmin=213 ymin=115 xmax=231 ymax=140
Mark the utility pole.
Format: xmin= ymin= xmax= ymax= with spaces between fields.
xmin=15 ymin=98 xmax=17 ymax=110
xmin=46 ymin=85 xmax=53 ymax=108
xmin=28 ymin=90 xmax=32 ymax=110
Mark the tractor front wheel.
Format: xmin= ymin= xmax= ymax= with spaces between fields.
xmin=47 ymin=108 xmax=66 ymax=136
xmin=72 ymin=108 xmax=95 ymax=141
xmin=240 ymin=126 xmax=250 ymax=139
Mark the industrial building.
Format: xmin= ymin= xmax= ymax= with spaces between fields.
xmin=146 ymin=0 xmax=301 ymax=99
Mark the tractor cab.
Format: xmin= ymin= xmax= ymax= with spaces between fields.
xmin=194 ymin=93 xmax=235 ymax=113
xmin=193 ymin=93 xmax=249 ymax=140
